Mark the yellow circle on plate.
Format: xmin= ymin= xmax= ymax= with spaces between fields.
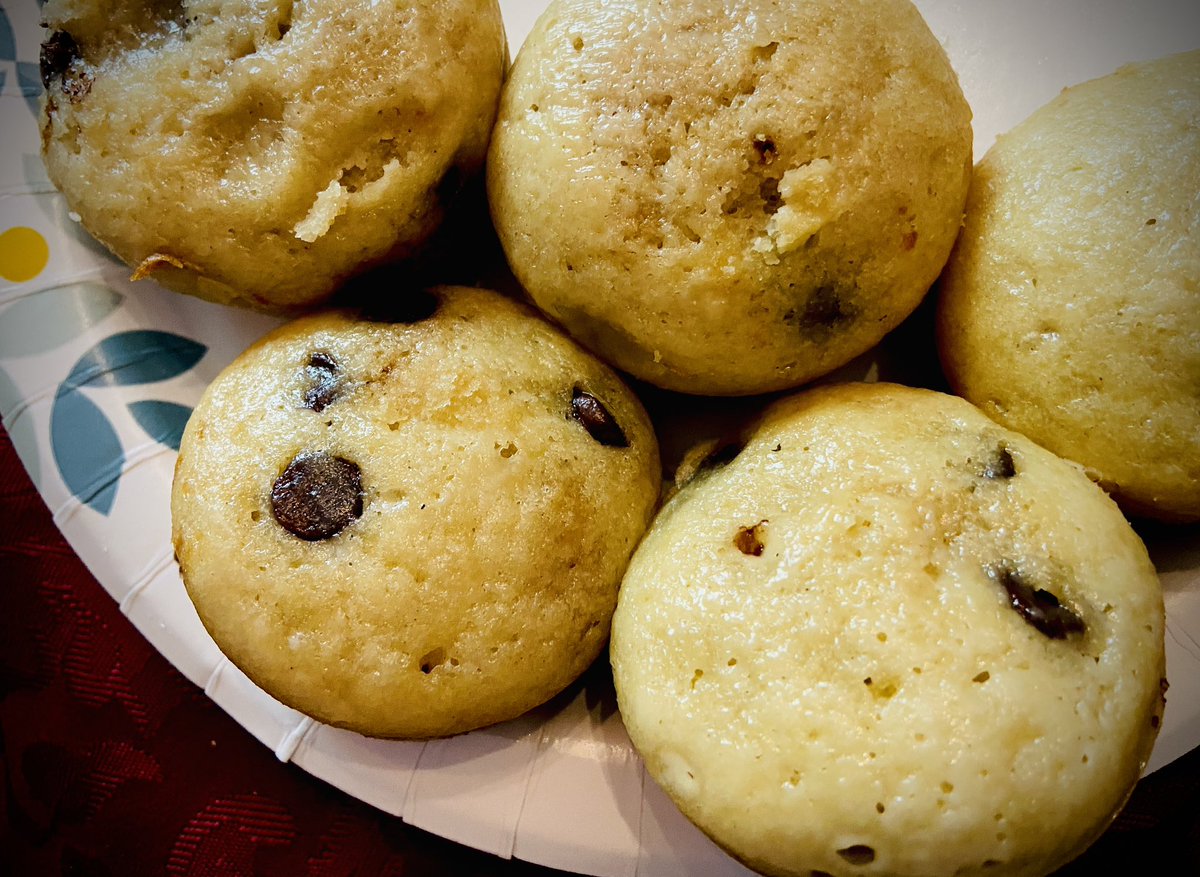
xmin=0 ymin=227 xmax=51 ymax=283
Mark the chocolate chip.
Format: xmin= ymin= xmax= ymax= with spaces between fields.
xmin=359 ymin=287 xmax=440 ymax=324
xmin=993 ymin=567 xmax=1086 ymax=639
xmin=734 ymin=521 xmax=766 ymax=556
xmin=39 ymin=31 xmax=79 ymax=89
xmin=301 ymin=351 xmax=343 ymax=413
xmin=981 ymin=445 xmax=1016 ymax=479
xmin=39 ymin=31 xmax=91 ymax=101
xmin=801 ymin=284 xmax=850 ymax=329
xmin=570 ymin=387 xmax=628 ymax=448
xmin=837 ymin=845 xmax=876 ymax=865
xmin=271 ymin=452 xmax=363 ymax=541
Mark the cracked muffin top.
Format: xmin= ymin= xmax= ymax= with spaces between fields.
xmin=39 ymin=0 xmax=506 ymax=311
xmin=488 ymin=0 xmax=972 ymax=395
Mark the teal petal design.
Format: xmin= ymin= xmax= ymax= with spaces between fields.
xmin=17 ymin=61 xmax=42 ymax=113
xmin=0 ymin=8 xmax=14 ymax=61
xmin=48 ymin=331 xmax=205 ymax=514
xmin=51 ymin=387 xmax=122 ymax=515
xmin=63 ymin=330 xmax=206 ymax=392
xmin=0 ymin=283 xmax=124 ymax=358
xmin=128 ymin=400 xmax=192 ymax=452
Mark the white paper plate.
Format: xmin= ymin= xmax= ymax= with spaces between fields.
xmin=1 ymin=2 xmax=1197 ymax=875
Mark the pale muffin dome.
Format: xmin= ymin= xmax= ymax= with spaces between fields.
xmin=612 ymin=383 xmax=1165 ymax=877
xmin=938 ymin=50 xmax=1200 ymax=521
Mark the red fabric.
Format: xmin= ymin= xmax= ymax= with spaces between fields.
xmin=1 ymin=424 xmax=1197 ymax=875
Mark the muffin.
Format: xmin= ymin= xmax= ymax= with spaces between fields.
xmin=39 ymin=0 xmax=506 ymax=311
xmin=172 ymin=286 xmax=661 ymax=737
xmin=488 ymin=0 xmax=972 ymax=395
xmin=611 ymin=382 xmax=1165 ymax=877
xmin=938 ymin=50 xmax=1200 ymax=521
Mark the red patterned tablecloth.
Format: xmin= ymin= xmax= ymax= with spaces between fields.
xmin=2 ymin=425 xmax=1197 ymax=875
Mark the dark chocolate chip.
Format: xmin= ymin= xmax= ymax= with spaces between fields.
xmin=39 ymin=31 xmax=80 ymax=89
xmin=801 ymin=284 xmax=850 ymax=329
xmin=570 ymin=387 xmax=628 ymax=448
xmin=359 ymin=287 xmax=440 ymax=324
xmin=302 ymin=351 xmax=342 ymax=413
xmin=993 ymin=567 xmax=1086 ymax=639
xmin=982 ymin=445 xmax=1016 ymax=479
xmin=734 ymin=521 xmax=766 ymax=556
xmin=271 ymin=452 xmax=363 ymax=541
xmin=837 ymin=845 xmax=876 ymax=865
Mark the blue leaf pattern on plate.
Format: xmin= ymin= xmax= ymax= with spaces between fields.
xmin=17 ymin=60 xmax=40 ymax=113
xmin=0 ymin=8 xmax=14 ymax=61
xmin=50 ymin=331 xmax=206 ymax=514
xmin=0 ymin=282 xmax=124 ymax=357
xmin=128 ymin=400 xmax=192 ymax=452
xmin=63 ymin=330 xmax=206 ymax=392
xmin=51 ymin=388 xmax=122 ymax=515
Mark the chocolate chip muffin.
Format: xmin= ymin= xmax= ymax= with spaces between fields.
xmin=172 ymin=286 xmax=660 ymax=738
xmin=938 ymin=50 xmax=1200 ymax=522
xmin=611 ymin=383 xmax=1165 ymax=877
xmin=488 ymin=0 xmax=972 ymax=395
xmin=39 ymin=0 xmax=506 ymax=311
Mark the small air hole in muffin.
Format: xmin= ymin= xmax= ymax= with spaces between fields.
xmin=419 ymin=647 xmax=447 ymax=674
xmin=836 ymin=844 xmax=876 ymax=865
